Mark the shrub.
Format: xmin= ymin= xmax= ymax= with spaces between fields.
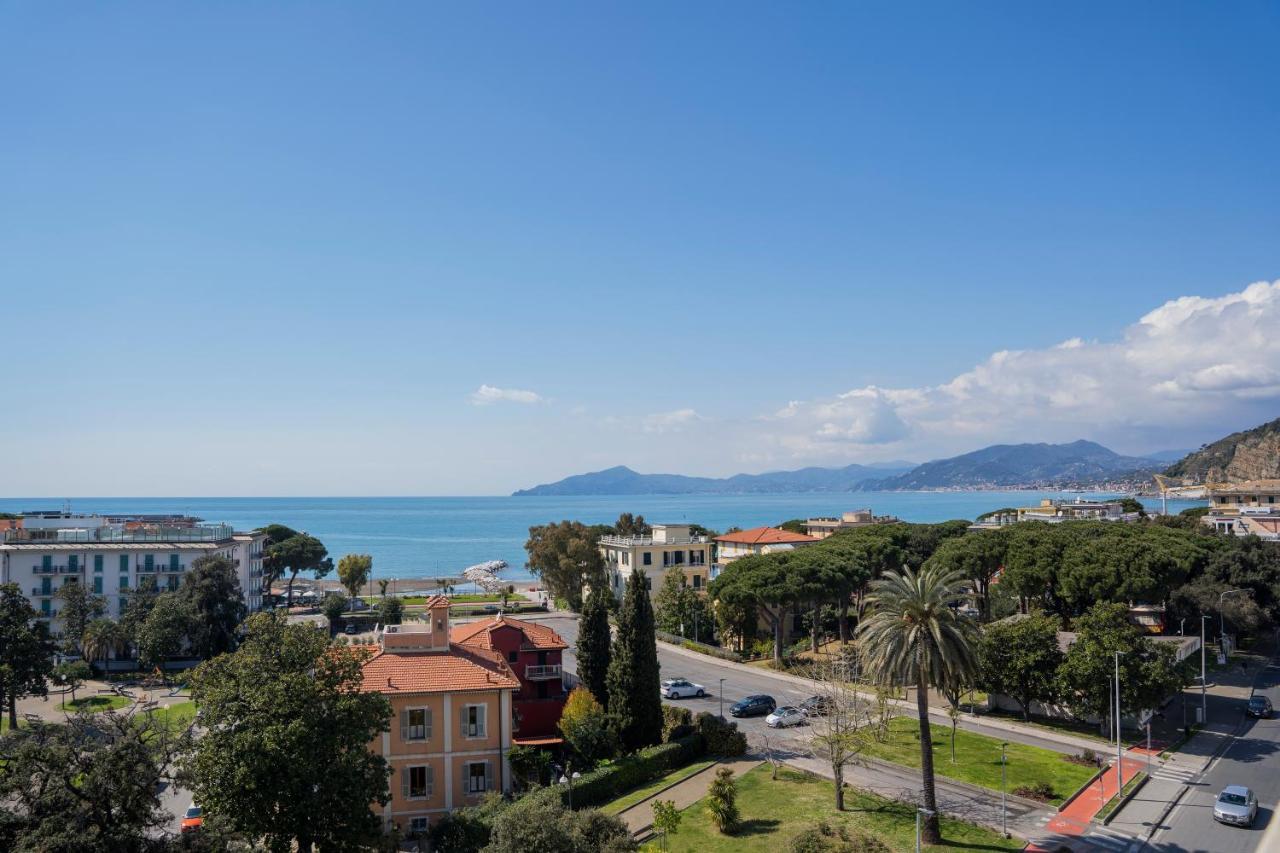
xmin=696 ymin=712 xmax=747 ymax=757
xmin=790 ymin=821 xmax=889 ymax=852
xmin=1065 ymin=748 xmax=1102 ymax=768
xmin=560 ymin=687 xmax=613 ymax=765
xmin=751 ymin=638 xmax=774 ymax=659
xmin=662 ymin=705 xmax=694 ymax=743
xmin=553 ymin=734 xmax=705 ymax=809
xmin=706 ymin=767 xmax=739 ymax=834
xmin=379 ymin=596 xmax=403 ymax=626
xmin=1013 ymin=781 xmax=1056 ymax=802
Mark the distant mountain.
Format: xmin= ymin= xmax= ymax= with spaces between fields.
xmin=866 ymin=440 xmax=1158 ymax=490
xmin=512 ymin=463 xmax=914 ymax=496
xmin=1143 ymin=449 xmax=1195 ymax=463
xmin=1164 ymin=417 xmax=1280 ymax=484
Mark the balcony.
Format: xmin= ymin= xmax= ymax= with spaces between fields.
xmin=32 ymin=587 xmax=53 ymax=597
xmin=32 ymin=565 xmax=81 ymax=575
xmin=138 ymin=564 xmax=185 ymax=573
xmin=525 ymin=664 xmax=562 ymax=681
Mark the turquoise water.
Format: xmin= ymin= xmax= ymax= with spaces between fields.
xmin=0 ymin=493 xmax=1202 ymax=582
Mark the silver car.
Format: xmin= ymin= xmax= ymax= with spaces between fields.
xmin=1213 ymin=785 xmax=1257 ymax=827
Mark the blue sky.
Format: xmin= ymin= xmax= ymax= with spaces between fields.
xmin=3 ymin=2 xmax=1278 ymax=495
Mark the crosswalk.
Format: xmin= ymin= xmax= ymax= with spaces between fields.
xmin=1083 ymin=826 xmax=1139 ymax=852
xmin=1149 ymin=763 xmax=1198 ymax=785
xmin=1032 ymin=815 xmax=1140 ymax=852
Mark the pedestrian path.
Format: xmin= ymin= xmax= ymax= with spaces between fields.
xmin=616 ymin=756 xmax=761 ymax=838
xmin=1147 ymin=762 xmax=1197 ymax=785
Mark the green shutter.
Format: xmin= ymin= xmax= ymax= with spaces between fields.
xmin=120 ymin=555 xmax=129 ymax=571
xmin=94 ymin=555 xmax=103 ymax=572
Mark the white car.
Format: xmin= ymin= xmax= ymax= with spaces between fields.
xmin=660 ymin=678 xmax=706 ymax=699
xmin=765 ymin=706 xmax=806 ymax=728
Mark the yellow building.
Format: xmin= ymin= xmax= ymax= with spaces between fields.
xmin=361 ymin=596 xmax=520 ymax=837
xmin=597 ymin=523 xmax=712 ymax=598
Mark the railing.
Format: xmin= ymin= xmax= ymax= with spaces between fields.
xmin=32 ymin=586 xmax=53 ymax=597
xmin=524 ymin=664 xmax=562 ymax=681
xmin=597 ymin=535 xmax=710 ymax=547
xmin=32 ymin=565 xmax=81 ymax=574
xmin=138 ymin=564 xmax=185 ymax=573
xmin=4 ymin=523 xmax=235 ymax=544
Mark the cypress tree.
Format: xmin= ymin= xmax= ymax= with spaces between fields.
xmin=576 ymin=585 xmax=613 ymax=710
xmin=606 ymin=570 xmax=663 ymax=751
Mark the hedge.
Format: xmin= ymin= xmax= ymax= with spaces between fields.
xmin=551 ymin=733 xmax=705 ymax=809
xmin=654 ymin=630 xmax=743 ymax=663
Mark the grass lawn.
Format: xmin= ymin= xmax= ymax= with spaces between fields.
xmin=601 ymin=759 xmax=717 ymax=815
xmin=981 ymin=708 xmax=1112 ymax=744
xmin=147 ymin=701 xmax=198 ymax=732
xmin=59 ymin=694 xmax=131 ymax=713
xmin=660 ymin=765 xmax=1022 ymax=852
xmin=863 ymin=717 xmax=1096 ymax=806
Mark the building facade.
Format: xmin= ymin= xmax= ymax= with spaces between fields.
xmin=711 ymin=526 xmax=818 ymax=579
xmin=450 ymin=614 xmax=569 ymax=744
xmin=1014 ymin=499 xmax=1137 ymax=523
xmin=0 ymin=515 xmax=267 ymax=635
xmin=803 ymin=509 xmax=897 ymax=539
xmin=597 ymin=523 xmax=712 ymax=599
xmin=361 ymin=597 xmax=520 ymax=837
xmin=1203 ymin=481 xmax=1280 ymax=540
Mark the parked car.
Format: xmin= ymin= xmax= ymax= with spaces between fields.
xmin=765 ymin=706 xmax=806 ymax=728
xmin=799 ymin=694 xmax=832 ymax=716
xmin=1213 ymin=786 xmax=1258 ymax=827
xmin=1247 ymin=695 xmax=1272 ymax=718
xmin=661 ymin=678 xmax=706 ymax=699
xmin=729 ymin=694 xmax=776 ymax=717
xmin=181 ymin=805 xmax=204 ymax=833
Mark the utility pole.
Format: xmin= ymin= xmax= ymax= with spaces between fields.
xmin=1115 ymin=651 xmax=1123 ymax=792
xmin=1001 ymin=742 xmax=1009 ymax=837
xmin=719 ymin=677 xmax=725 ymax=720
xmin=1201 ymin=614 xmax=1209 ymax=725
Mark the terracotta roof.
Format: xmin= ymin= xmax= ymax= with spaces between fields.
xmin=714 ymin=526 xmax=818 ymax=545
xmin=451 ymin=615 xmax=569 ymax=651
xmin=360 ymin=643 xmax=520 ymax=695
xmin=422 ymin=594 xmax=452 ymax=609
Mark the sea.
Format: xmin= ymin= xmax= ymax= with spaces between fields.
xmin=0 ymin=493 xmax=1205 ymax=585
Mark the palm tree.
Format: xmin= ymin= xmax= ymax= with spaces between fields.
xmin=855 ymin=564 xmax=979 ymax=845
xmin=81 ymin=618 xmax=127 ymax=673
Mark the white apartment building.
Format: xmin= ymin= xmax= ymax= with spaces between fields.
xmin=1203 ymin=481 xmax=1280 ymax=541
xmin=597 ymin=523 xmax=712 ymax=599
xmin=1015 ymin=499 xmax=1137 ymax=523
xmin=803 ymin=509 xmax=898 ymax=539
xmin=0 ymin=517 xmax=267 ymax=636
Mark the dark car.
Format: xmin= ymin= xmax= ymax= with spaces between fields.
xmin=799 ymin=694 xmax=832 ymax=717
xmin=1247 ymin=695 xmax=1273 ymax=718
xmin=729 ymin=694 xmax=776 ymax=718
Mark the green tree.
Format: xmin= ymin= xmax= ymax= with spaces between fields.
xmin=856 ymin=563 xmax=979 ymax=845
xmin=52 ymin=580 xmax=105 ymax=655
xmin=80 ymin=617 xmax=128 ymax=673
xmin=652 ymin=798 xmax=681 ymax=851
xmin=52 ymin=660 xmax=92 ymax=704
xmin=606 ymin=570 xmax=663 ymax=751
xmin=337 ymin=553 xmax=373 ymax=609
xmin=485 ymin=790 xmax=635 ymax=852
xmin=258 ymin=523 xmax=300 ymax=594
xmin=183 ymin=613 xmax=392 ymax=853
xmin=706 ymin=767 xmax=739 ymax=834
xmin=379 ymin=595 xmax=403 ymax=626
xmin=0 ymin=583 xmax=55 ymax=728
xmin=524 ymin=521 xmax=607 ymax=610
xmin=1119 ymin=497 xmax=1146 ymax=516
xmin=267 ymin=532 xmax=333 ymax=609
xmin=977 ymin=613 xmax=1063 ymax=721
xmin=925 ymin=530 xmax=1007 ymax=620
xmin=377 ymin=578 xmax=390 ymax=598
xmin=653 ymin=567 xmax=713 ymax=643
xmin=321 ymin=592 xmax=348 ymax=628
xmin=709 ymin=553 xmax=798 ymax=663
xmin=427 ymin=795 xmax=508 ymax=852
xmin=1057 ymin=602 xmax=1182 ymax=734
xmin=558 ymin=686 xmax=613 ymax=765
xmin=180 ymin=554 xmax=247 ymax=659
xmin=0 ymin=710 xmax=189 ymax=851
xmin=120 ymin=576 xmax=161 ymax=652
xmin=576 ymin=585 xmax=613 ymax=709
xmin=508 ymin=744 xmax=551 ymax=790
xmin=612 ymin=513 xmax=651 ymax=537
xmin=136 ymin=592 xmax=194 ymax=675
xmin=778 ymin=518 xmax=808 ymax=534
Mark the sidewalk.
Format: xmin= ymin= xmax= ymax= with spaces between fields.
xmin=1102 ymin=638 xmax=1276 ymax=843
xmin=617 ymin=756 xmax=761 ymax=837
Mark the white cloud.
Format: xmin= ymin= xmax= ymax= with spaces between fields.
xmin=469 ymin=384 xmax=544 ymax=406
xmin=757 ymin=279 xmax=1280 ymax=461
xmin=642 ymin=408 xmax=704 ymax=434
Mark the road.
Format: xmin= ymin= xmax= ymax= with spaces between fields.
xmin=1144 ymin=660 xmax=1280 ymax=853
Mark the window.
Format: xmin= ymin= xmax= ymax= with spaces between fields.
xmin=170 ymin=554 xmax=180 ymax=570
xmin=507 ymin=650 xmax=518 ymax=663
xmin=461 ymin=704 xmax=486 ymax=739
xmin=94 ymin=555 xmax=103 ymax=572
xmin=40 ymin=578 xmax=51 ymax=595
xmin=119 ymin=597 xmax=128 ymax=613
xmin=537 ymin=680 xmax=548 ymax=699
xmin=144 ymin=555 xmax=155 ymax=570
xmin=120 ymin=576 xmax=129 ymax=590
xmin=403 ymin=765 xmax=432 ymax=799
xmin=692 ymin=574 xmax=703 ymax=589
xmin=120 ymin=555 xmax=129 ymax=572
xmin=42 ymin=555 xmax=52 ymax=571
xmin=644 ymin=577 xmax=652 ymax=590
xmin=642 ymin=551 xmax=652 ymax=566
xmin=621 ymin=552 xmax=629 ymax=566
xmin=672 ymin=550 xmax=684 ymax=565
xmin=401 ymin=708 xmax=431 ymax=742
xmin=41 ymin=599 xmax=50 ymax=616
xmin=68 ymin=555 xmax=78 ymax=572
xmin=467 ymin=761 xmax=489 ymax=794
xmin=93 ymin=577 xmax=103 ymax=595
xmin=409 ymin=817 xmax=429 ymax=834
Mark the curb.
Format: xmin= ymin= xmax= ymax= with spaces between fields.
xmin=615 ymin=759 xmax=723 ymax=823
xmin=859 ymin=755 xmax=1050 ymax=811
xmin=1100 ymin=772 xmax=1149 ymax=826
xmin=1056 ymin=765 xmax=1107 ymax=813
xmin=1144 ymin=783 xmax=1189 ymax=841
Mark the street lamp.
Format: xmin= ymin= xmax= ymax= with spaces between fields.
xmin=1201 ymin=614 xmax=1210 ymax=725
xmin=557 ymin=761 xmax=582 ymax=809
xmin=719 ymin=678 xmax=726 ymax=719
xmin=915 ymin=807 xmax=935 ymax=853
xmin=1000 ymin=742 xmax=1009 ymax=838
xmin=1114 ymin=652 xmax=1123 ymax=792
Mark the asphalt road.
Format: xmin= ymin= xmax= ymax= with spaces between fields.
xmin=1145 ymin=661 xmax=1280 ymax=853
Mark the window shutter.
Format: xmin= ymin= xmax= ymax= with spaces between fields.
xmin=485 ymin=760 xmax=494 ymax=791
xmin=400 ymin=766 xmax=409 ymax=799
xmin=477 ymin=705 xmax=486 ymax=738
xmin=426 ymin=765 xmax=434 ymax=798
xmin=461 ymin=760 xmax=468 ymax=793
xmin=461 ymin=707 xmax=468 ymax=738
xmin=400 ymin=710 xmax=409 ymax=742
xmin=424 ymin=708 xmax=433 ymax=741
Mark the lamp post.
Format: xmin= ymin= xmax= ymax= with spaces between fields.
xmin=1115 ymin=651 xmax=1123 ymax=792
xmin=719 ymin=677 xmax=725 ymax=719
xmin=557 ymin=760 xmax=581 ymax=809
xmin=1000 ymin=742 xmax=1009 ymax=837
xmin=1201 ymin=614 xmax=1209 ymax=724
xmin=915 ymin=808 xmax=935 ymax=853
